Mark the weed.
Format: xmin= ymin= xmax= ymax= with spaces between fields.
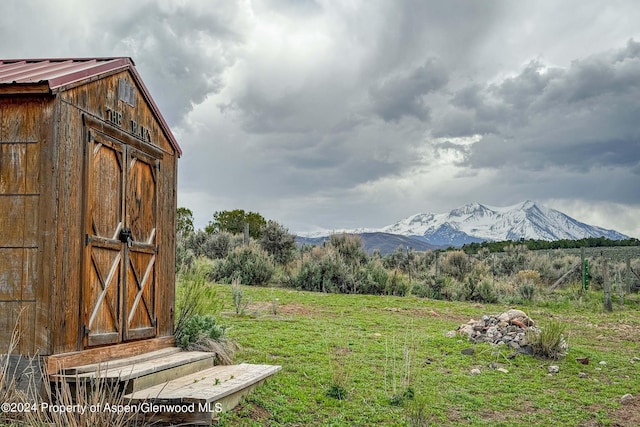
xmin=232 ymin=279 xmax=251 ymax=315
xmin=525 ymin=319 xmax=568 ymax=359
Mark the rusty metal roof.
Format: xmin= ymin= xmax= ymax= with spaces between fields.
xmin=0 ymin=57 xmax=181 ymax=156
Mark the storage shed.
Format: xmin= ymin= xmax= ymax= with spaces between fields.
xmin=0 ymin=57 xmax=182 ymax=359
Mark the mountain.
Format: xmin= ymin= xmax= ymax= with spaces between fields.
xmin=381 ymin=200 xmax=629 ymax=246
xmin=296 ymin=232 xmax=437 ymax=254
xmin=297 ymin=200 xmax=630 ymax=251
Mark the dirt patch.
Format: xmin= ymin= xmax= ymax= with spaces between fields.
xmin=578 ymin=395 xmax=640 ymax=427
xmin=383 ymin=306 xmax=470 ymax=324
xmin=245 ymin=301 xmax=316 ymax=317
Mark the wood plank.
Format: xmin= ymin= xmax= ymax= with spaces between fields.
xmin=34 ymin=97 xmax=56 ymax=355
xmin=63 ymin=347 xmax=181 ymax=374
xmin=60 ymin=351 xmax=214 ymax=381
xmin=127 ymin=357 xmax=214 ymax=393
xmin=45 ymin=336 xmax=175 ymax=375
xmin=127 ymin=364 xmax=282 ymax=403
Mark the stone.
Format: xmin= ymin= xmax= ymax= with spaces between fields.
xmin=599 ymin=361 xmax=607 ymax=366
xmin=620 ymin=394 xmax=634 ymax=405
xmin=506 ymin=309 xmax=528 ymax=321
xmin=496 ymin=368 xmax=509 ymax=373
xmin=470 ymin=368 xmax=481 ymax=375
xmin=461 ymin=347 xmax=475 ymax=356
xmin=578 ymin=372 xmax=588 ymax=378
xmin=498 ymin=312 xmax=510 ymax=323
xmin=631 ymin=357 xmax=640 ymax=364
xmin=445 ymin=330 xmax=457 ymax=338
xmin=548 ymin=365 xmax=559 ymax=374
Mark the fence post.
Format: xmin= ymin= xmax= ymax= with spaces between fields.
xmin=603 ymin=257 xmax=612 ymax=312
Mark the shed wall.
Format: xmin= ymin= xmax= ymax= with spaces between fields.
xmin=0 ymin=96 xmax=54 ymax=355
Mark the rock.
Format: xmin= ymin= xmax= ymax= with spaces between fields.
xmin=498 ymin=312 xmax=510 ymax=323
xmin=599 ymin=361 xmax=607 ymax=366
xmin=518 ymin=345 xmax=533 ymax=356
xmin=621 ymin=394 xmax=634 ymax=405
xmin=496 ymin=368 xmax=509 ymax=373
xmin=548 ymin=365 xmax=559 ymax=374
xmin=506 ymin=351 xmax=519 ymax=360
xmin=578 ymin=372 xmax=588 ymax=378
xmin=445 ymin=330 xmax=457 ymax=338
xmin=461 ymin=347 xmax=475 ymax=356
xmin=470 ymin=368 xmax=481 ymax=375
xmin=506 ymin=309 xmax=528 ymax=321
xmin=576 ymin=357 xmax=589 ymax=365
xmin=631 ymin=357 xmax=640 ymax=364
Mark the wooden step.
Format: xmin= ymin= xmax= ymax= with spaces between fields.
xmin=125 ymin=363 xmax=282 ymax=425
xmin=61 ymin=347 xmax=182 ymax=374
xmin=52 ymin=349 xmax=215 ymax=393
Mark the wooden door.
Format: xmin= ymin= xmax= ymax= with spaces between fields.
xmin=83 ymin=130 xmax=159 ymax=347
xmin=83 ymin=134 xmax=125 ymax=347
xmin=123 ymin=149 xmax=158 ymax=340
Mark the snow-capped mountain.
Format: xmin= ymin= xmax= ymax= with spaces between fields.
xmin=298 ymin=201 xmax=629 ymax=248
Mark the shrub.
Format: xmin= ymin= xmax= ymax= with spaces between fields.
xmin=441 ymin=250 xmax=472 ymax=281
xmin=386 ymin=271 xmax=411 ymax=296
xmin=208 ymin=244 xmax=275 ymax=285
xmin=475 ymin=278 xmax=499 ymax=303
xmin=294 ymin=248 xmax=355 ymax=293
xmin=518 ymin=282 xmax=536 ymax=302
xmin=524 ymin=319 xmax=568 ymax=359
xmin=356 ymin=259 xmax=390 ymax=294
xmin=176 ymin=314 xmax=226 ymax=349
xmin=516 ymin=269 xmax=541 ymax=286
xmin=329 ymin=233 xmax=367 ymax=268
xmin=259 ymin=220 xmax=296 ymax=265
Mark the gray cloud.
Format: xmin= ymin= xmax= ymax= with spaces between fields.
xmin=447 ymin=40 xmax=640 ymax=182
xmin=3 ymin=0 xmax=640 ymax=236
xmin=369 ymin=58 xmax=448 ymax=122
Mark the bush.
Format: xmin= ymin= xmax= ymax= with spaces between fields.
xmin=176 ymin=314 xmax=226 ymax=349
xmin=294 ymin=247 xmax=356 ymax=293
xmin=208 ymin=244 xmax=275 ymax=285
xmin=386 ymin=271 xmax=411 ymax=296
xmin=475 ymin=278 xmax=499 ymax=303
xmin=259 ymin=220 xmax=296 ymax=265
xmin=441 ymin=250 xmax=472 ymax=280
xmin=518 ymin=282 xmax=536 ymax=302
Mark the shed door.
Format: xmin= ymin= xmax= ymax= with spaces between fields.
xmin=83 ymin=131 xmax=158 ymax=347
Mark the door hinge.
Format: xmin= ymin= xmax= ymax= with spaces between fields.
xmin=85 ymin=234 xmax=89 ymax=245
xmin=82 ymin=325 xmax=91 ymax=336
xmin=153 ymin=317 xmax=158 ymax=327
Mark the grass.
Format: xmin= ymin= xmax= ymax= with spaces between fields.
xmin=211 ymin=284 xmax=640 ymax=426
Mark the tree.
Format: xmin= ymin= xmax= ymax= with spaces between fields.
xmin=177 ymin=207 xmax=194 ymax=237
xmin=205 ymin=209 xmax=266 ymax=239
xmin=259 ymin=220 xmax=296 ymax=265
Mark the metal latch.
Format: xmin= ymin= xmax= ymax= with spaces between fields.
xmin=119 ymin=227 xmax=133 ymax=247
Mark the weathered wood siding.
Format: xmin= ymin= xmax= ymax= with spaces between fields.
xmin=0 ymin=96 xmax=54 ymax=355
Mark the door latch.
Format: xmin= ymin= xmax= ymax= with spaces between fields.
xmin=119 ymin=227 xmax=134 ymax=247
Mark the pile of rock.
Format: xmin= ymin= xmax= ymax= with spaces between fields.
xmin=454 ymin=309 xmax=536 ymax=354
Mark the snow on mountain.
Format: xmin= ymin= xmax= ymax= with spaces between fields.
xmin=382 ymin=200 xmax=629 ymax=246
xmin=298 ymin=200 xmax=629 ymax=248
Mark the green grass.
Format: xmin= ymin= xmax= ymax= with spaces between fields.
xmin=210 ymin=285 xmax=640 ymax=426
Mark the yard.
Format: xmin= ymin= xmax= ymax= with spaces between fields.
xmin=210 ymin=285 xmax=640 ymax=426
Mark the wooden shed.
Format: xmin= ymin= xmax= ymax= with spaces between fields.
xmin=0 ymin=57 xmax=181 ymax=358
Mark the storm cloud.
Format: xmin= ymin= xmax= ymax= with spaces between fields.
xmin=3 ymin=0 xmax=639 ymax=236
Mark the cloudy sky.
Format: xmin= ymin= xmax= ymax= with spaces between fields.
xmin=3 ymin=0 xmax=639 ymax=237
